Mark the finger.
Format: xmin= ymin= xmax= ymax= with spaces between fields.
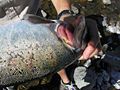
xmin=83 ymin=42 xmax=96 ymax=59
xmin=89 ymin=48 xmax=99 ymax=58
xmin=79 ymin=47 xmax=100 ymax=61
xmin=89 ymin=42 xmax=102 ymax=58
xmin=78 ymin=55 xmax=84 ymax=60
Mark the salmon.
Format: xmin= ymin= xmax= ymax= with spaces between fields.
xmin=0 ymin=18 xmax=76 ymax=86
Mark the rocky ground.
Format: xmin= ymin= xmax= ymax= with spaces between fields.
xmin=40 ymin=0 xmax=120 ymax=34
xmin=41 ymin=0 xmax=120 ymax=20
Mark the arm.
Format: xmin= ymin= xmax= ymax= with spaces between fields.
xmin=51 ymin=0 xmax=101 ymax=60
xmin=51 ymin=0 xmax=71 ymax=14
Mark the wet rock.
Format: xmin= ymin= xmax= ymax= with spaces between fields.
xmin=74 ymin=66 xmax=111 ymax=90
xmin=102 ymin=0 xmax=111 ymax=5
xmin=106 ymin=22 xmax=120 ymax=34
xmin=74 ymin=66 xmax=97 ymax=90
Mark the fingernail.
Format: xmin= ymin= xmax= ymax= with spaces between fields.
xmin=78 ymin=56 xmax=84 ymax=60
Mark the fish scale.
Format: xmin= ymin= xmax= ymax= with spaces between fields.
xmin=0 ymin=20 xmax=75 ymax=86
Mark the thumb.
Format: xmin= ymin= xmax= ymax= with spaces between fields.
xmin=83 ymin=42 xmax=96 ymax=59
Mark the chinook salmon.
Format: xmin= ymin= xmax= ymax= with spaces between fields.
xmin=0 ymin=14 xmax=89 ymax=86
xmin=0 ymin=19 xmax=75 ymax=86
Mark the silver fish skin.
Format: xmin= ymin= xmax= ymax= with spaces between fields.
xmin=0 ymin=20 xmax=75 ymax=86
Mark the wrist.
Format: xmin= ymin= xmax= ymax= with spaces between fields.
xmin=57 ymin=10 xmax=74 ymax=21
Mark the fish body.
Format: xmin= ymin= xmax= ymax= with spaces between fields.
xmin=0 ymin=20 xmax=75 ymax=86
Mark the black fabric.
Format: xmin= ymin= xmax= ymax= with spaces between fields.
xmin=27 ymin=0 xmax=43 ymax=15
xmin=57 ymin=10 xmax=74 ymax=20
xmin=85 ymin=18 xmax=100 ymax=46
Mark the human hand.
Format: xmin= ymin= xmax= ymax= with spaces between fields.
xmin=81 ymin=18 xmax=101 ymax=60
xmin=56 ymin=15 xmax=101 ymax=60
xmin=81 ymin=41 xmax=101 ymax=60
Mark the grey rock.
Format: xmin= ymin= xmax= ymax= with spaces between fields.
xmin=74 ymin=66 xmax=97 ymax=90
xmin=74 ymin=64 xmax=110 ymax=90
